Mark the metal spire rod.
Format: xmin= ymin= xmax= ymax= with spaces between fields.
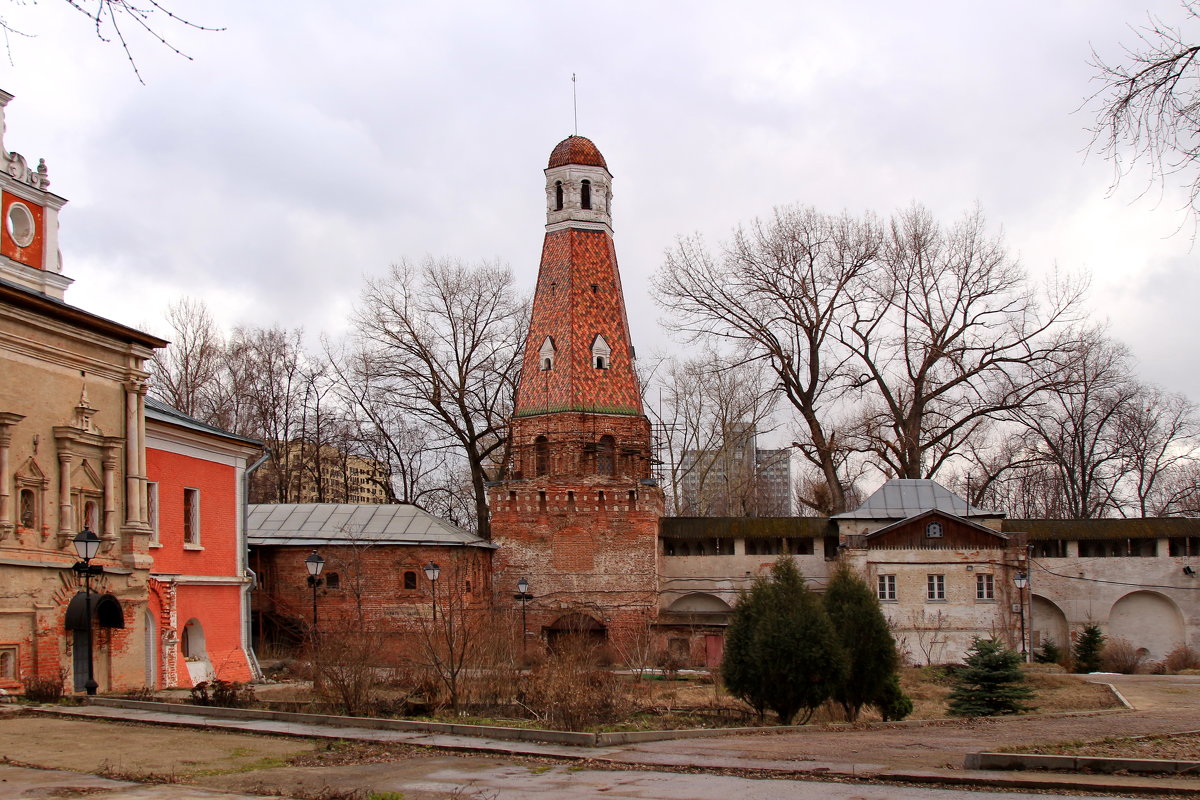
xmin=572 ymin=73 xmax=578 ymax=135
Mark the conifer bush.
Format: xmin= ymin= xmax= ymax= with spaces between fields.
xmin=823 ymin=562 xmax=909 ymax=721
xmin=947 ymin=637 xmax=1035 ymax=717
xmin=1072 ymin=624 xmax=1106 ymax=673
xmin=721 ymin=556 xmax=847 ymax=725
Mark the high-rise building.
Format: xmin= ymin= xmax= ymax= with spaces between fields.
xmin=678 ymin=423 xmax=793 ymax=516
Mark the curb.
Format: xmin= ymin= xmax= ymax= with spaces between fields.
xmin=966 ymin=750 xmax=1200 ymax=775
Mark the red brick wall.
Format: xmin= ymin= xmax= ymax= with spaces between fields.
xmin=147 ymin=448 xmax=239 ymax=575
xmin=175 ymin=584 xmax=251 ymax=686
xmin=250 ymin=544 xmax=493 ymax=641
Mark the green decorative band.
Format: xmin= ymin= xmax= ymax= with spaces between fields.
xmin=514 ymin=404 xmax=640 ymax=417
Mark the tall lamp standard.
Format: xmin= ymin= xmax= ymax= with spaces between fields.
xmin=513 ymin=577 xmax=533 ymax=660
xmin=424 ymin=561 xmax=441 ymax=623
xmin=1013 ymin=571 xmax=1029 ymax=662
xmin=305 ymin=550 xmax=325 ymax=638
xmin=71 ymin=527 xmax=102 ymax=696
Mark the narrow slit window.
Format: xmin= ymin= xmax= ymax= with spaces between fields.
xmin=581 ymin=179 xmax=592 ymax=209
xmin=555 ymin=180 xmax=564 ymax=210
xmin=534 ymin=436 xmax=550 ymax=476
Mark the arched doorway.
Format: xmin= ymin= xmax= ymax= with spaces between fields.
xmin=663 ymin=593 xmax=733 ymax=667
xmin=181 ymin=618 xmax=212 ymax=684
xmin=144 ymin=610 xmax=157 ymax=689
xmin=545 ymin=612 xmax=606 ymax=653
xmin=1108 ymin=591 xmax=1185 ymax=661
xmin=1030 ymin=595 xmax=1069 ymax=652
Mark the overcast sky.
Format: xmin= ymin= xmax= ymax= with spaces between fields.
xmin=3 ymin=1 xmax=1199 ymax=400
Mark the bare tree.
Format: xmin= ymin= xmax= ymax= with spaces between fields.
xmin=148 ymin=298 xmax=225 ymax=419
xmin=1119 ymin=384 xmax=1199 ymax=516
xmin=650 ymin=352 xmax=779 ymax=516
xmin=844 ymin=206 xmax=1085 ymax=480
xmin=1088 ymin=1 xmax=1200 ymax=222
xmin=655 ymin=206 xmax=880 ymax=513
xmin=1010 ymin=329 xmax=1138 ymax=519
xmin=355 ymin=258 xmax=527 ymax=540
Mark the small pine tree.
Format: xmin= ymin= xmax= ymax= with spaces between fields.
xmin=1073 ymin=624 xmax=1106 ymax=673
xmin=1034 ymin=640 xmax=1063 ymax=666
xmin=721 ymin=556 xmax=847 ymax=725
xmin=876 ymin=672 xmax=914 ymax=721
xmin=947 ymin=637 xmax=1036 ymax=717
xmin=824 ymin=562 xmax=907 ymax=721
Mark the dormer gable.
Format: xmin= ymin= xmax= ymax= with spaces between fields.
xmin=538 ymin=336 xmax=556 ymax=371
xmin=851 ymin=509 xmax=1010 ymax=551
xmin=591 ymin=334 xmax=611 ymax=369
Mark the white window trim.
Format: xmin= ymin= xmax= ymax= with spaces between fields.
xmin=926 ymin=573 xmax=946 ymax=601
xmin=147 ymin=482 xmax=161 ymax=547
xmin=976 ymin=572 xmax=995 ymax=601
xmin=877 ymin=574 xmax=897 ymax=602
xmin=183 ymin=487 xmax=202 ymax=549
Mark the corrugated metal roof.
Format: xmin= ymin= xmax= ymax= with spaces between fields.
xmin=145 ymin=397 xmax=262 ymax=447
xmin=1004 ymin=518 xmax=1200 ymax=541
xmin=246 ymin=503 xmax=495 ymax=548
xmin=833 ymin=479 xmax=1003 ymax=520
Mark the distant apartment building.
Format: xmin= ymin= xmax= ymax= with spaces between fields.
xmin=252 ymin=442 xmax=390 ymax=505
xmin=678 ymin=423 xmax=793 ymax=517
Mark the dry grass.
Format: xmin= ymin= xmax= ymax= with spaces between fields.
xmin=1017 ymin=732 xmax=1200 ymax=760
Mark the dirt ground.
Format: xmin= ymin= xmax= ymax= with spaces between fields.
xmin=0 ymin=674 xmax=1196 ymax=799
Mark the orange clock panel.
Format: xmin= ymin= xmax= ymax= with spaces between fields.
xmin=0 ymin=192 xmax=44 ymax=269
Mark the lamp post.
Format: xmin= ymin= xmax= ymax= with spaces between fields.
xmin=513 ymin=577 xmax=533 ymax=661
xmin=72 ymin=527 xmax=101 ymax=696
xmin=1014 ymin=570 xmax=1029 ymax=662
xmin=424 ymin=561 xmax=441 ymax=624
xmin=305 ymin=550 xmax=324 ymax=638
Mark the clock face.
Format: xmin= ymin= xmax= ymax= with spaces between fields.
xmin=926 ymin=521 xmax=944 ymax=538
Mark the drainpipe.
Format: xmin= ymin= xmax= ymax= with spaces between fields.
xmin=241 ymin=450 xmax=270 ymax=680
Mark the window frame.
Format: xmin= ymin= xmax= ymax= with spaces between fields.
xmin=975 ymin=572 xmax=995 ymax=601
xmin=926 ymin=573 xmax=946 ymax=601
xmin=147 ymin=482 xmax=160 ymax=546
xmin=877 ymin=574 xmax=897 ymax=602
xmin=183 ymin=487 xmax=201 ymax=548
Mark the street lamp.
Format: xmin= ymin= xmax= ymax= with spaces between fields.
xmin=513 ymin=577 xmax=533 ymax=661
xmin=305 ymin=550 xmax=325 ymax=637
xmin=424 ymin=561 xmax=440 ymax=623
xmin=1013 ymin=570 xmax=1029 ymax=662
xmin=72 ymin=527 xmax=102 ymax=696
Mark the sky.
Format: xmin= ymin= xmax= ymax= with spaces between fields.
xmin=2 ymin=1 xmax=1199 ymax=402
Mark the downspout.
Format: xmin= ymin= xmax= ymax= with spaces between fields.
xmin=242 ymin=450 xmax=270 ymax=680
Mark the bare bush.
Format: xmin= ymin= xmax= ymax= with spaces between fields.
xmin=521 ymin=644 xmax=634 ymax=730
xmin=1101 ymin=637 xmax=1150 ymax=674
xmin=22 ymin=670 xmax=65 ymax=703
xmin=311 ymin=629 xmax=386 ymax=716
xmin=1165 ymin=644 xmax=1200 ymax=673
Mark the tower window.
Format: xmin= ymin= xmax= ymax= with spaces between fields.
xmin=581 ymin=179 xmax=592 ymax=209
xmin=597 ymin=435 xmax=616 ymax=476
xmin=403 ymin=571 xmax=417 ymax=590
xmin=591 ymin=334 xmax=611 ymax=370
xmin=555 ymin=181 xmax=564 ymax=210
xmin=534 ymin=436 xmax=550 ymax=476
xmin=539 ymin=336 xmax=556 ymax=371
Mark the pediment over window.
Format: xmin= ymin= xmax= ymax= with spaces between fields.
xmin=591 ymin=334 xmax=611 ymax=369
xmin=73 ymin=459 xmax=102 ymax=490
xmin=15 ymin=457 xmax=46 ymax=484
xmin=539 ymin=336 xmax=556 ymax=371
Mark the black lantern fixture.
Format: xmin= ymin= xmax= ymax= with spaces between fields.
xmin=71 ymin=527 xmax=102 ymax=695
xmin=514 ymin=577 xmax=533 ymax=661
xmin=1013 ymin=570 xmax=1029 ymax=662
xmin=305 ymin=550 xmax=325 ymax=636
xmin=424 ymin=561 xmax=440 ymax=622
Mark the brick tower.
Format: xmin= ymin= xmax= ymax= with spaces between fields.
xmin=490 ymin=135 xmax=663 ymax=655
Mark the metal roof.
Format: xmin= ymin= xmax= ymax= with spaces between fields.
xmin=145 ymin=397 xmax=262 ymax=447
xmin=247 ymin=503 xmax=494 ymax=549
xmin=1004 ymin=517 xmax=1200 ymax=541
xmin=833 ymin=479 xmax=1003 ymax=520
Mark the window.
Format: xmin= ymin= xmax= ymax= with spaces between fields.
xmin=539 ymin=336 xmax=555 ymax=371
xmin=403 ymin=571 xmax=417 ymax=590
xmin=325 ymin=572 xmax=340 ymax=590
xmin=1032 ymin=540 xmax=1066 ymax=558
xmin=926 ymin=574 xmax=945 ymax=601
xmin=534 ymin=436 xmax=550 ymax=476
xmin=83 ymin=500 xmax=98 ymax=532
xmin=0 ymin=645 xmax=16 ymax=680
xmin=580 ymin=179 xmax=592 ymax=209
xmin=877 ymin=574 xmax=897 ymax=601
xmin=1171 ymin=537 xmax=1200 ymax=557
xmin=597 ymin=435 xmax=615 ymax=476
xmin=592 ymin=334 xmax=611 ymax=370
xmin=925 ymin=521 xmax=944 ymax=538
xmin=18 ymin=488 xmax=35 ymax=529
xmin=183 ymin=488 xmax=200 ymax=546
xmin=976 ymin=573 xmax=995 ymax=600
xmin=555 ymin=180 xmax=563 ymax=210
